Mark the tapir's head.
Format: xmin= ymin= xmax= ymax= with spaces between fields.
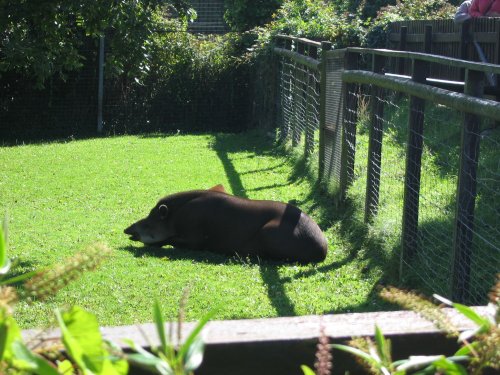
xmin=124 ymin=199 xmax=173 ymax=247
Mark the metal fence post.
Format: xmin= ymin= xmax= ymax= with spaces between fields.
xmin=97 ymin=35 xmax=105 ymax=133
xmin=400 ymin=58 xmax=428 ymax=278
xmin=318 ymin=41 xmax=332 ymax=182
xmin=364 ymin=54 xmax=386 ymax=222
xmin=451 ymin=69 xmax=485 ymax=302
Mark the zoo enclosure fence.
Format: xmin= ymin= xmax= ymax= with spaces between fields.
xmin=273 ymin=34 xmax=500 ymax=305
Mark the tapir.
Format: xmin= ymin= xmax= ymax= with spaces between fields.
xmin=124 ymin=185 xmax=327 ymax=263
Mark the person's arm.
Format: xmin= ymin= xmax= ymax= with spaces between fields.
xmin=454 ymin=2 xmax=473 ymax=23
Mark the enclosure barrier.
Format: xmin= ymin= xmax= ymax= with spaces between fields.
xmin=23 ymin=307 xmax=487 ymax=375
xmin=274 ymin=35 xmax=322 ymax=157
xmin=273 ymin=35 xmax=500 ymax=304
xmin=388 ymin=18 xmax=500 ymax=84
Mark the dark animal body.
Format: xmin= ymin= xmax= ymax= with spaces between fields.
xmin=124 ymin=185 xmax=328 ymax=263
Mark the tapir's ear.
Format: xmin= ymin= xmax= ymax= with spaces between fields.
xmin=158 ymin=204 xmax=169 ymax=219
xmin=208 ymin=184 xmax=226 ymax=193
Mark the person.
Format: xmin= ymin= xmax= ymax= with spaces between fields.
xmin=469 ymin=0 xmax=500 ymax=17
xmin=454 ymin=0 xmax=472 ymax=24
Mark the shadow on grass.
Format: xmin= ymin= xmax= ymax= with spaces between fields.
xmin=210 ymin=132 xmax=298 ymax=316
xmin=124 ymin=130 xmax=402 ymax=315
xmin=121 ymin=244 xmax=229 ymax=265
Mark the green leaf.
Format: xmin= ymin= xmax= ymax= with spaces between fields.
xmin=432 ymin=356 xmax=468 ymax=374
xmin=128 ymin=353 xmax=173 ymax=375
xmin=57 ymin=359 xmax=74 ymax=373
xmin=60 ymin=306 xmax=128 ymax=375
xmin=454 ymin=342 xmax=478 ymax=356
xmin=62 ymin=306 xmax=104 ymax=373
xmin=184 ymin=334 xmax=205 ymax=372
xmin=178 ymin=309 xmax=215 ymax=364
xmin=55 ymin=308 xmax=88 ymax=372
xmin=0 ymin=218 xmax=9 ymax=274
xmin=0 ymin=309 xmax=22 ymax=362
xmin=331 ymin=344 xmax=380 ymax=368
xmin=11 ymin=340 xmax=59 ymax=375
xmin=301 ymin=364 xmax=316 ymax=375
xmin=396 ymin=355 xmax=443 ymax=372
xmin=153 ymin=300 xmax=168 ymax=354
xmin=374 ymin=324 xmax=389 ymax=365
xmin=0 ymin=270 xmax=40 ymax=286
xmin=124 ymin=339 xmax=173 ymax=375
xmin=452 ymin=303 xmax=490 ymax=329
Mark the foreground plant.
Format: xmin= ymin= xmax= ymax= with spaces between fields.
xmin=303 ymin=279 xmax=499 ymax=375
xmin=126 ymin=289 xmax=214 ymax=375
xmin=0 ymin=216 xmax=119 ymax=373
xmin=335 ymin=283 xmax=499 ymax=374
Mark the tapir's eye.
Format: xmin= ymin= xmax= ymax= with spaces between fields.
xmin=158 ymin=204 xmax=169 ymax=219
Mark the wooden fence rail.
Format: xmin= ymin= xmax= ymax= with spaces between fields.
xmin=273 ymin=34 xmax=500 ymax=304
xmin=388 ymin=18 xmax=500 ymax=83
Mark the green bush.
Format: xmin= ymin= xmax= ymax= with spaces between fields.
xmin=224 ymin=0 xmax=283 ymax=31
xmin=267 ymin=0 xmax=365 ymax=46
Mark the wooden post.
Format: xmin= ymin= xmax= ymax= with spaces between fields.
xmin=400 ymin=59 xmax=428 ymax=278
xmin=398 ymin=26 xmax=408 ymax=75
xmin=451 ymin=69 xmax=484 ymax=303
xmin=318 ymin=41 xmax=333 ymax=181
xmin=459 ymin=21 xmax=470 ymax=61
xmin=424 ymin=25 xmax=433 ymax=54
xmin=297 ymin=41 xmax=305 ymax=55
xmin=339 ymin=51 xmax=360 ymax=200
xmin=309 ymin=45 xmax=318 ymax=60
xmin=97 ymin=35 xmax=105 ymax=133
xmin=459 ymin=21 xmax=470 ymax=81
xmin=364 ymin=54 xmax=386 ymax=223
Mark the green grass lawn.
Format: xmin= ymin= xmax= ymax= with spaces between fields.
xmin=0 ymin=130 xmax=390 ymax=329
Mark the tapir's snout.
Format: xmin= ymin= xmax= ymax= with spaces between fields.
xmin=124 ymin=223 xmax=140 ymax=241
xmin=124 ymin=215 xmax=171 ymax=247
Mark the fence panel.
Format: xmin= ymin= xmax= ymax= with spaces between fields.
xmin=388 ymin=18 xmax=500 ymax=81
xmin=275 ymin=38 xmax=321 ymax=159
xmin=276 ymin=42 xmax=500 ymax=303
xmin=321 ymin=50 xmax=346 ymax=191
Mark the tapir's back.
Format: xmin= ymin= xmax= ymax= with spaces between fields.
xmin=171 ymin=190 xmax=327 ymax=261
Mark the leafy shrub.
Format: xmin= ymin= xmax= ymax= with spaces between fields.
xmin=224 ymin=0 xmax=283 ymax=31
xmin=0 ymin=0 xmax=192 ymax=88
xmin=268 ymin=0 xmax=365 ymax=46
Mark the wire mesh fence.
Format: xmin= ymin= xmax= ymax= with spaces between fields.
xmin=0 ymin=44 xmax=100 ymax=140
xmin=276 ymin=49 xmax=321 ymax=158
xmin=339 ymin=69 xmax=499 ymax=304
xmin=339 ymin=85 xmax=499 ymax=304
xmin=274 ymin=37 xmax=500 ymax=304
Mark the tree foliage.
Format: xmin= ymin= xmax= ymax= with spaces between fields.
xmin=224 ymin=0 xmax=283 ymax=32
xmin=0 ymin=0 xmax=192 ymax=87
